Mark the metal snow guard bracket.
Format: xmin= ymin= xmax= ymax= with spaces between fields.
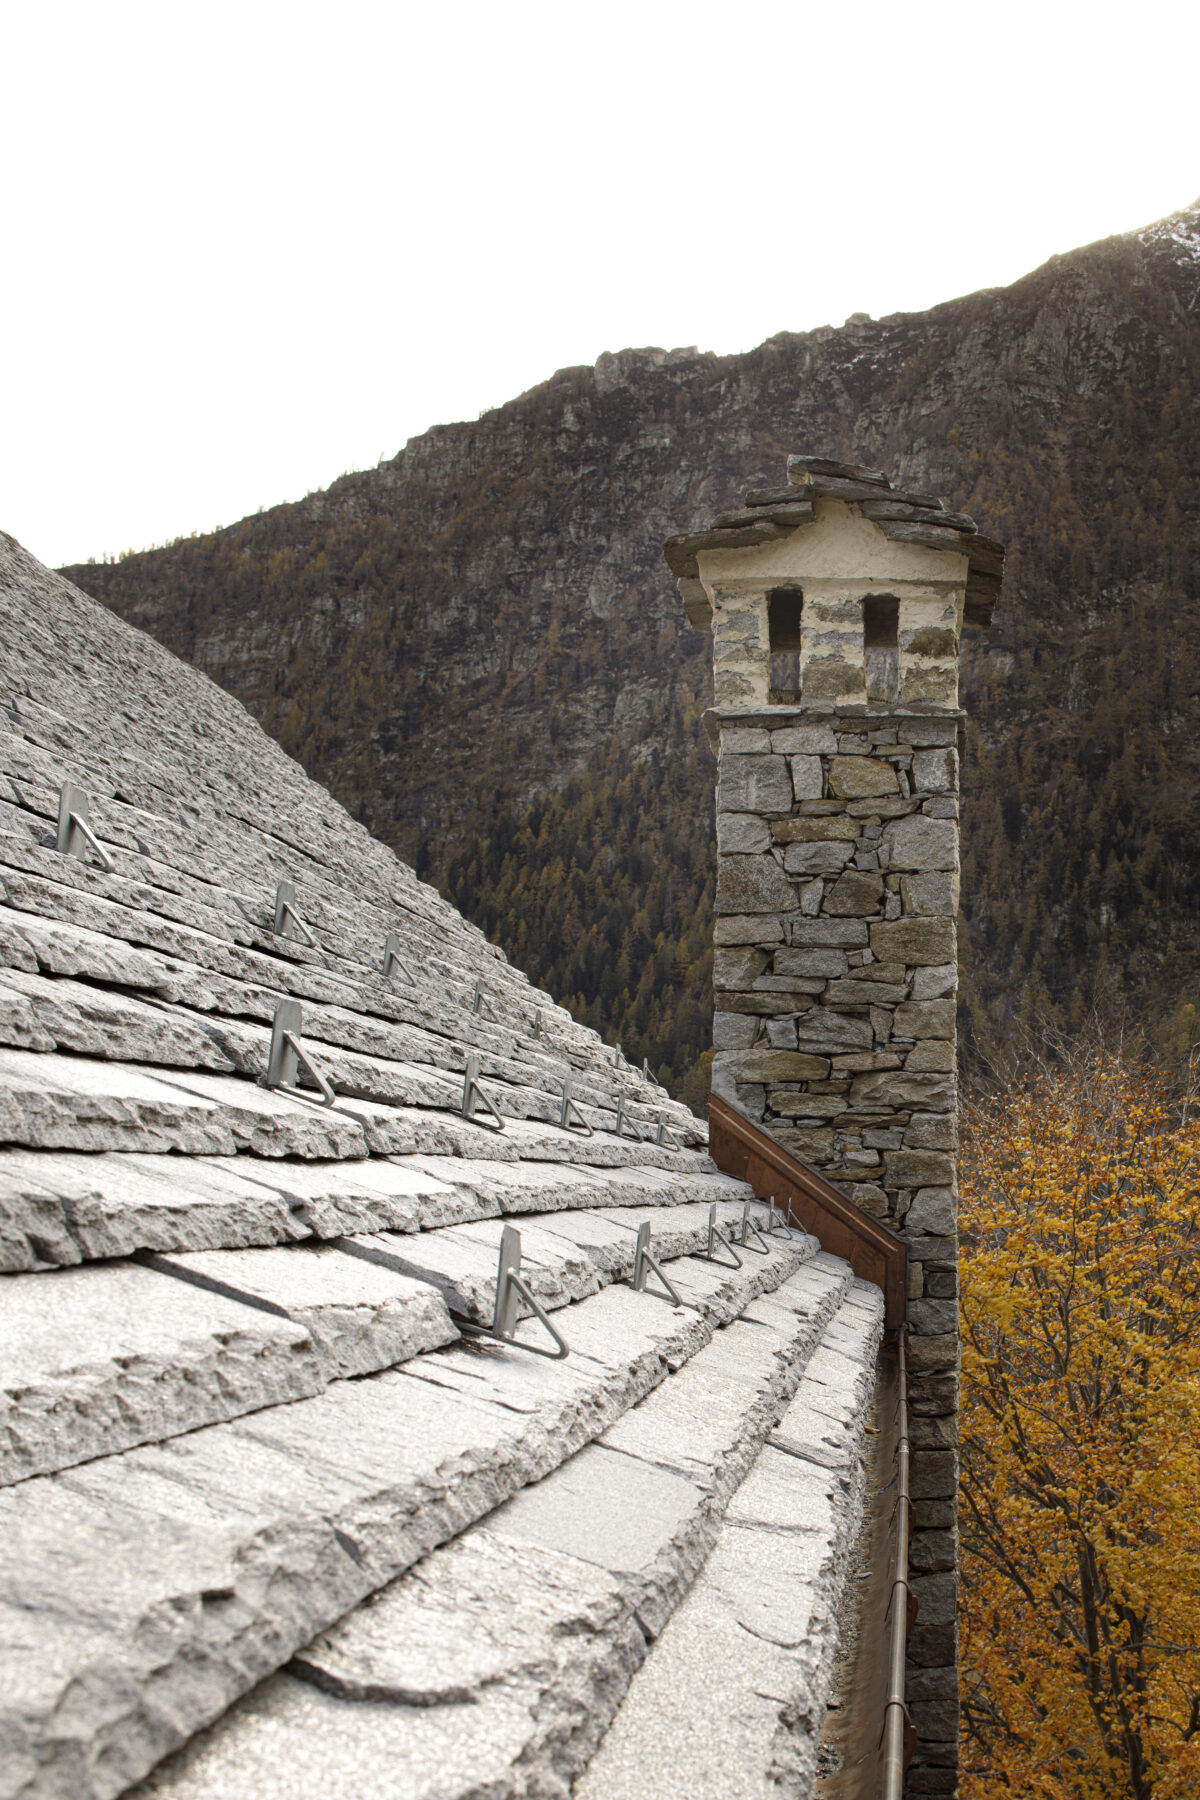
xmin=699 ymin=1202 xmax=742 ymax=1270
xmin=735 ymin=1202 xmax=772 ymax=1256
xmin=56 ymin=783 xmax=114 ymax=872
xmin=461 ymin=1052 xmax=505 ymax=1131
xmin=631 ymin=1220 xmax=684 ymax=1307
xmin=273 ymin=879 xmax=317 ymax=947
xmin=458 ymin=1225 xmax=569 ymax=1359
xmin=764 ymin=1198 xmax=794 ymax=1238
xmin=559 ymin=1076 xmax=593 ymax=1137
xmin=381 ymin=931 xmax=416 ymax=985
xmin=615 ymin=1095 xmax=641 ymax=1142
xmin=261 ymin=999 xmax=336 ymax=1105
xmin=655 ymin=1115 xmax=678 ymax=1150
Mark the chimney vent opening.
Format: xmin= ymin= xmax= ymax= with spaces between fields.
xmin=768 ymin=586 xmax=803 ymax=704
xmin=863 ymin=594 xmax=899 ymax=703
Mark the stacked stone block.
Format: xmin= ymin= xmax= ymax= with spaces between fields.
xmin=710 ymin=704 xmax=960 ymax=1794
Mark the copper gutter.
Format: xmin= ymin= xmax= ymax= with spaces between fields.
xmin=706 ymin=1092 xmax=907 ymax=1327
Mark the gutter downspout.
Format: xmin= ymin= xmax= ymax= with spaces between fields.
xmin=881 ymin=1325 xmax=913 ymax=1799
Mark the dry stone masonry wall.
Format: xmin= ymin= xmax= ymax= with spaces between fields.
xmin=714 ymin=721 xmax=960 ymax=1792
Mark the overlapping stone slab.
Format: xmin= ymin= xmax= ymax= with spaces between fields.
xmin=0 ymin=902 xmax=681 ymax=1132
xmin=0 ymin=776 xmax=533 ymax=1032
xmin=0 ymin=1150 xmax=310 ymax=1271
xmin=575 ymin=1283 xmax=884 ymax=1800
xmin=0 ymin=1046 xmax=704 ymax=1173
xmin=0 ymin=534 xmax=896 ymax=1800
xmin=371 ymin=1207 xmax=808 ymax=1325
xmin=0 ymin=1259 xmax=325 ymax=1486
xmin=0 ymin=1149 xmax=748 ymax=1274
xmin=155 ymin=1244 xmax=458 ymax=1383
xmin=0 ymin=1150 xmax=483 ymax=1271
xmin=0 ymin=1048 xmax=371 ymax=1158
xmin=0 ymin=968 xmax=238 ymax=1071
xmin=0 ymin=933 xmax=669 ymax=1138
xmin=1 ymin=1209 xmax=804 ymax=1481
xmin=0 ymin=1237 xmax=813 ymax=1800
xmin=0 ymin=856 xmax=696 ymax=1142
xmin=125 ymin=1256 xmax=856 ymax=1800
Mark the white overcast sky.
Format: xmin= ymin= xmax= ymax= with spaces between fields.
xmin=3 ymin=0 xmax=1198 ymax=569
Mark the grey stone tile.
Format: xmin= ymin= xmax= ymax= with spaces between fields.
xmin=574 ymin=1290 xmax=885 ymax=1800
xmin=0 ymin=1249 xmax=820 ymax=1799
xmin=125 ymin=1259 xmax=857 ymax=1800
xmin=0 ymin=1260 xmax=323 ymax=1484
xmin=160 ymin=1243 xmax=458 ymax=1380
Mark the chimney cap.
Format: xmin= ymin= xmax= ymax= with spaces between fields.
xmin=663 ymin=455 xmax=1002 ymax=630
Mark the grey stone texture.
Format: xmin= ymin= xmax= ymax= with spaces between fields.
xmin=576 ymin=1285 xmax=884 ymax=1800
xmin=0 ymin=1259 xmax=325 ymax=1484
xmin=715 ymin=853 xmax=798 ymax=916
xmin=882 ymin=814 xmax=958 ymax=872
xmin=0 ymin=1240 xmax=821 ymax=1800
xmin=782 ymin=840 xmax=854 ymax=876
xmin=715 ymin=811 xmax=771 ymax=853
xmin=717 ymin=754 xmax=794 ymax=814
xmin=710 ymin=706 xmax=966 ymax=1788
xmin=129 ymin=1260 xmax=869 ymax=1800
xmin=0 ymin=535 xmax=900 ymax=1800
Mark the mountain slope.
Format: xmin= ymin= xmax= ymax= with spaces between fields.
xmin=63 ymin=202 xmax=1200 ymax=1101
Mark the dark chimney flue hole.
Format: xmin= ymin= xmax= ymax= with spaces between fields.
xmin=864 ymin=594 xmax=899 ymax=702
xmin=768 ymin=586 xmax=803 ymax=704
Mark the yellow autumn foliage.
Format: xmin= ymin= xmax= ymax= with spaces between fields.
xmin=960 ymin=1052 xmax=1200 ymax=1799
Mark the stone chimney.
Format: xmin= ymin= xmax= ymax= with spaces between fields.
xmin=666 ymin=454 xmax=1003 ymax=1797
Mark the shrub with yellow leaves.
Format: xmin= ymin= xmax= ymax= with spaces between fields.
xmin=960 ymin=1050 xmax=1200 ymax=1799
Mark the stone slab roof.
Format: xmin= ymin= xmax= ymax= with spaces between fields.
xmin=0 ymin=532 xmax=884 ymax=1800
xmin=664 ymin=454 xmax=1004 ymax=630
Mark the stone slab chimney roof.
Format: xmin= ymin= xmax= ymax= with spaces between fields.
xmin=665 ymin=455 xmax=1004 ymax=632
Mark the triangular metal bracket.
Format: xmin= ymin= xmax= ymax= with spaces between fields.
xmin=655 ymin=1115 xmax=678 ymax=1150
xmin=736 ymin=1202 xmax=772 ymax=1256
xmin=273 ymin=880 xmax=316 ymax=946
xmin=381 ymin=931 xmax=416 ymax=984
xmin=765 ymin=1198 xmax=794 ymax=1238
xmin=615 ymin=1094 xmax=642 ymax=1141
xmin=472 ymin=978 xmax=489 ymax=1017
xmin=642 ymin=1057 xmax=665 ymax=1089
xmin=461 ymin=1053 xmax=505 ymax=1131
xmin=260 ymin=999 xmax=335 ymax=1105
xmin=458 ymin=1226 xmax=568 ymax=1359
xmin=632 ymin=1220 xmax=684 ymax=1306
xmin=56 ymin=783 xmax=114 ymax=872
xmin=699 ymin=1202 xmax=743 ymax=1269
xmin=560 ymin=1077 xmax=594 ymax=1137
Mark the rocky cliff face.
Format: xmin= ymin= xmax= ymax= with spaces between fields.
xmin=64 ymin=201 xmax=1200 ymax=1100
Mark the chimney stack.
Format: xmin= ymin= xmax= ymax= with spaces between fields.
xmin=666 ymin=454 xmax=1003 ymax=1796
